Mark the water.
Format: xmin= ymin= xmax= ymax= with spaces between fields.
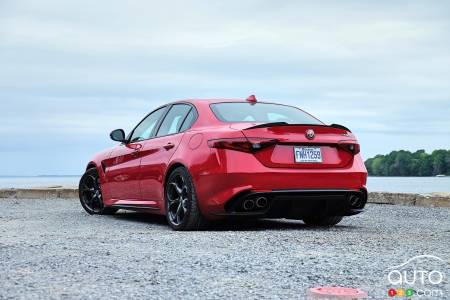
xmin=0 ymin=176 xmax=80 ymax=189
xmin=367 ymin=176 xmax=450 ymax=194
xmin=0 ymin=176 xmax=449 ymax=194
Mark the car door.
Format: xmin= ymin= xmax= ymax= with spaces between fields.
xmin=104 ymin=106 xmax=168 ymax=201
xmin=139 ymin=104 xmax=196 ymax=204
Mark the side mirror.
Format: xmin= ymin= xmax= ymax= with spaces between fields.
xmin=110 ymin=129 xmax=126 ymax=143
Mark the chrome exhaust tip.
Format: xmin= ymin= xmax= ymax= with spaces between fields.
xmin=242 ymin=199 xmax=255 ymax=211
xmin=255 ymin=197 xmax=268 ymax=209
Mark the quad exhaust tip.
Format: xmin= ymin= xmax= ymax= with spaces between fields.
xmin=348 ymin=195 xmax=362 ymax=208
xmin=255 ymin=197 xmax=268 ymax=209
xmin=242 ymin=199 xmax=255 ymax=211
xmin=242 ymin=197 xmax=268 ymax=211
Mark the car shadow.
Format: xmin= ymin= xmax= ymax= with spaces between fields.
xmin=110 ymin=211 xmax=360 ymax=231
xmin=208 ymin=219 xmax=359 ymax=231
xmin=111 ymin=211 xmax=167 ymax=225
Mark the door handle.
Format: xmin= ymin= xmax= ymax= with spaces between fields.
xmin=163 ymin=143 xmax=175 ymax=150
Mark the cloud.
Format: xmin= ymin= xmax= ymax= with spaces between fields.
xmin=0 ymin=0 xmax=449 ymax=175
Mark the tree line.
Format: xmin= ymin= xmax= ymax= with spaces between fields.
xmin=364 ymin=150 xmax=450 ymax=176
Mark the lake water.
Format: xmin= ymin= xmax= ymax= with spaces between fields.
xmin=0 ymin=176 xmax=449 ymax=194
xmin=367 ymin=176 xmax=450 ymax=194
xmin=0 ymin=176 xmax=80 ymax=189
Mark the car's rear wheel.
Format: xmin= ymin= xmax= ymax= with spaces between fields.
xmin=79 ymin=168 xmax=118 ymax=215
xmin=302 ymin=216 xmax=343 ymax=227
xmin=165 ymin=167 xmax=208 ymax=231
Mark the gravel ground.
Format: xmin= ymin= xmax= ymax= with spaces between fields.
xmin=0 ymin=198 xmax=449 ymax=300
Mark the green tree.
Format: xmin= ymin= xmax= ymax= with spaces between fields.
xmin=446 ymin=150 xmax=450 ymax=175
xmin=409 ymin=158 xmax=421 ymax=175
xmin=371 ymin=156 xmax=384 ymax=176
xmin=365 ymin=149 xmax=450 ymax=176
xmin=419 ymin=157 xmax=433 ymax=176
xmin=364 ymin=157 xmax=374 ymax=175
xmin=432 ymin=150 xmax=447 ymax=175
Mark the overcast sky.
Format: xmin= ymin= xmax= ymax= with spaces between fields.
xmin=1 ymin=0 xmax=450 ymax=175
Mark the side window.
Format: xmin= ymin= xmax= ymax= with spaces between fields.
xmin=156 ymin=104 xmax=192 ymax=137
xmin=130 ymin=107 xmax=166 ymax=142
xmin=179 ymin=109 xmax=197 ymax=132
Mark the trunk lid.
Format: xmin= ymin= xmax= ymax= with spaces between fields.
xmin=235 ymin=123 xmax=357 ymax=169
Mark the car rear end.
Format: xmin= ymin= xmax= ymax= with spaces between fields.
xmin=192 ymin=100 xmax=368 ymax=220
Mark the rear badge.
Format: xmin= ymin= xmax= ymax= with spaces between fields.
xmin=305 ymin=129 xmax=315 ymax=140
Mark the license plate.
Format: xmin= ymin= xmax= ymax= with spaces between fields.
xmin=294 ymin=147 xmax=322 ymax=163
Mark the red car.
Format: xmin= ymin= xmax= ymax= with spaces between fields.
xmin=79 ymin=96 xmax=368 ymax=230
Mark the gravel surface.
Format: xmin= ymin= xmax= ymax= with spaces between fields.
xmin=0 ymin=198 xmax=449 ymax=299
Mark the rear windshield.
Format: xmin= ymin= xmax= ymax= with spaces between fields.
xmin=210 ymin=102 xmax=323 ymax=125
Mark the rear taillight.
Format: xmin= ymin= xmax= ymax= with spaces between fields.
xmin=338 ymin=141 xmax=360 ymax=155
xmin=207 ymin=137 xmax=278 ymax=153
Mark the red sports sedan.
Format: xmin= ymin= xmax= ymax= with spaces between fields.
xmin=79 ymin=96 xmax=368 ymax=230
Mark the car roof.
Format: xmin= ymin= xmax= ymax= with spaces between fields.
xmin=175 ymin=99 xmax=250 ymax=104
xmin=169 ymin=98 xmax=291 ymax=106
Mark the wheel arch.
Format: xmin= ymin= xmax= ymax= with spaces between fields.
xmin=164 ymin=162 xmax=188 ymax=189
xmin=86 ymin=162 xmax=97 ymax=171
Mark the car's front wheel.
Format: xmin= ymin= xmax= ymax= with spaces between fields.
xmin=79 ymin=168 xmax=118 ymax=215
xmin=165 ymin=167 xmax=208 ymax=231
xmin=302 ymin=216 xmax=343 ymax=227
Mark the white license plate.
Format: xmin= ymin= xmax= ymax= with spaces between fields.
xmin=294 ymin=147 xmax=323 ymax=163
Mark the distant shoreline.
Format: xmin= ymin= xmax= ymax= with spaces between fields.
xmin=1 ymin=188 xmax=448 ymax=208
xmin=0 ymin=175 xmax=81 ymax=178
xmin=1 ymin=175 xmax=447 ymax=178
xmin=1 ymin=176 xmax=449 ymax=193
xmin=367 ymin=175 xmax=447 ymax=177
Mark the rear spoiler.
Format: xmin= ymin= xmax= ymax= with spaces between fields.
xmin=245 ymin=122 xmax=352 ymax=132
xmin=329 ymin=124 xmax=352 ymax=132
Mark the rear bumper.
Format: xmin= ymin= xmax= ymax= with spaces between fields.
xmin=192 ymin=149 xmax=368 ymax=218
xmin=215 ymin=189 xmax=367 ymax=218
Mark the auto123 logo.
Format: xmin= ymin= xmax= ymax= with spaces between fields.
xmin=385 ymin=255 xmax=448 ymax=298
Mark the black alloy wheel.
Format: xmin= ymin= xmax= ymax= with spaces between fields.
xmin=165 ymin=167 xmax=208 ymax=230
xmin=79 ymin=168 xmax=117 ymax=215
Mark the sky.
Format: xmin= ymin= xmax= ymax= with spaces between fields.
xmin=1 ymin=0 xmax=449 ymax=175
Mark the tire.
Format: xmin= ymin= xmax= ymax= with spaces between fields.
xmin=164 ymin=167 xmax=209 ymax=231
xmin=302 ymin=216 xmax=343 ymax=227
xmin=79 ymin=168 xmax=118 ymax=215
